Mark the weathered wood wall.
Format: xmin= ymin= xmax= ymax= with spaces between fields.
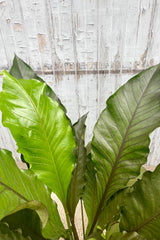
xmin=0 ymin=0 xmax=160 ymax=165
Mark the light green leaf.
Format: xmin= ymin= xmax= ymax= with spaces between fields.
xmin=0 ymin=71 xmax=76 ymax=207
xmin=120 ymin=164 xmax=160 ymax=240
xmin=0 ymin=222 xmax=31 ymax=240
xmin=1 ymin=208 xmax=46 ymax=240
xmin=10 ymin=55 xmax=66 ymax=113
xmin=67 ymin=114 xmax=88 ymax=217
xmin=84 ymin=64 xmax=160 ymax=235
xmin=0 ymin=149 xmax=66 ymax=239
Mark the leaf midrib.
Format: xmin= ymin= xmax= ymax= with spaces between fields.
xmin=11 ymin=77 xmax=65 ymax=204
xmin=89 ymin=70 xmax=155 ymax=235
xmin=135 ymin=211 xmax=160 ymax=233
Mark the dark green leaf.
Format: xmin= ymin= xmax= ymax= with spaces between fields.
xmin=0 ymin=71 xmax=76 ymax=208
xmin=109 ymin=232 xmax=145 ymax=240
xmin=120 ymin=164 xmax=160 ymax=240
xmin=86 ymin=228 xmax=105 ymax=240
xmin=0 ymin=149 xmax=66 ymax=239
xmin=97 ymin=188 xmax=128 ymax=230
xmin=84 ymin=64 xmax=160 ymax=235
xmin=0 ymin=222 xmax=31 ymax=240
xmin=10 ymin=55 xmax=66 ymax=113
xmin=1 ymin=209 xmax=46 ymax=240
xmin=21 ymin=154 xmax=30 ymax=169
xmin=67 ymin=114 xmax=88 ymax=217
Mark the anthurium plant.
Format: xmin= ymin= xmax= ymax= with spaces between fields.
xmin=0 ymin=56 xmax=160 ymax=240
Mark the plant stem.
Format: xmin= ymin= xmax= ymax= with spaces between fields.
xmin=69 ymin=216 xmax=79 ymax=240
xmin=80 ymin=199 xmax=85 ymax=240
xmin=65 ymin=210 xmax=74 ymax=240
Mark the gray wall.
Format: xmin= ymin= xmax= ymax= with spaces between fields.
xmin=0 ymin=0 xmax=160 ymax=165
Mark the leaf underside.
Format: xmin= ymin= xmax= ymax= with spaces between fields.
xmin=120 ymin=164 xmax=160 ymax=240
xmin=1 ymin=209 xmax=45 ymax=240
xmin=0 ymin=222 xmax=31 ymax=240
xmin=84 ymin=64 xmax=160 ymax=235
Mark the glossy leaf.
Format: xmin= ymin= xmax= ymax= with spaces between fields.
xmin=0 ymin=71 xmax=76 ymax=207
xmin=1 ymin=209 xmax=46 ymax=240
xmin=84 ymin=64 xmax=160 ymax=235
xmin=10 ymin=55 xmax=66 ymax=113
xmin=0 ymin=149 xmax=66 ymax=239
xmin=67 ymin=114 xmax=88 ymax=217
xmin=120 ymin=164 xmax=160 ymax=240
xmin=0 ymin=222 xmax=31 ymax=240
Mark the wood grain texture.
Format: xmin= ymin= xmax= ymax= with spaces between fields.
xmin=0 ymin=0 xmax=160 ymax=165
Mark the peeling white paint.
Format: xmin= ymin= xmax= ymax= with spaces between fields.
xmin=0 ymin=0 xmax=160 ymax=165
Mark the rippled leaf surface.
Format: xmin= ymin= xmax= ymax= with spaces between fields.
xmin=84 ymin=64 xmax=160 ymax=235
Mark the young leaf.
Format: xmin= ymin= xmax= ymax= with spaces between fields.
xmin=0 ymin=71 xmax=76 ymax=207
xmin=84 ymin=64 xmax=160 ymax=235
xmin=67 ymin=114 xmax=88 ymax=217
xmin=120 ymin=164 xmax=160 ymax=240
xmin=0 ymin=222 xmax=31 ymax=240
xmin=0 ymin=149 xmax=66 ymax=239
xmin=10 ymin=55 xmax=66 ymax=113
xmin=1 ymin=209 xmax=46 ymax=240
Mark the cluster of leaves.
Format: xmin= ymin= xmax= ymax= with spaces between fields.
xmin=0 ymin=56 xmax=160 ymax=239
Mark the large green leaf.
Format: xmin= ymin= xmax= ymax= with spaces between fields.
xmin=0 ymin=149 xmax=66 ymax=239
xmin=84 ymin=64 xmax=160 ymax=235
xmin=120 ymin=164 xmax=160 ymax=240
xmin=67 ymin=114 xmax=88 ymax=218
xmin=97 ymin=188 xmax=128 ymax=230
xmin=1 ymin=209 xmax=46 ymax=240
xmin=0 ymin=222 xmax=31 ymax=240
xmin=0 ymin=71 xmax=76 ymax=207
xmin=97 ymin=166 xmax=146 ymax=232
xmin=10 ymin=55 xmax=66 ymax=113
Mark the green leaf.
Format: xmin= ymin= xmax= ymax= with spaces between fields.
xmin=109 ymin=232 xmax=145 ymax=240
xmin=120 ymin=164 xmax=160 ymax=240
xmin=0 ymin=71 xmax=76 ymax=207
xmin=0 ymin=149 xmax=66 ymax=239
xmin=1 ymin=209 xmax=46 ymax=240
xmin=0 ymin=222 xmax=31 ymax=240
xmin=86 ymin=228 xmax=105 ymax=240
xmin=83 ymin=157 xmax=97 ymax=234
xmin=97 ymin=188 xmax=128 ymax=230
xmin=67 ymin=114 xmax=88 ymax=217
xmin=84 ymin=64 xmax=160 ymax=235
xmin=10 ymin=55 xmax=66 ymax=113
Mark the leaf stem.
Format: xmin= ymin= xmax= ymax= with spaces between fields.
xmin=65 ymin=210 xmax=74 ymax=240
xmin=80 ymin=199 xmax=85 ymax=240
xmin=69 ymin=216 xmax=79 ymax=240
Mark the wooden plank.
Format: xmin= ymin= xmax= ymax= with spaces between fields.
xmin=1 ymin=0 xmax=160 ymax=166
